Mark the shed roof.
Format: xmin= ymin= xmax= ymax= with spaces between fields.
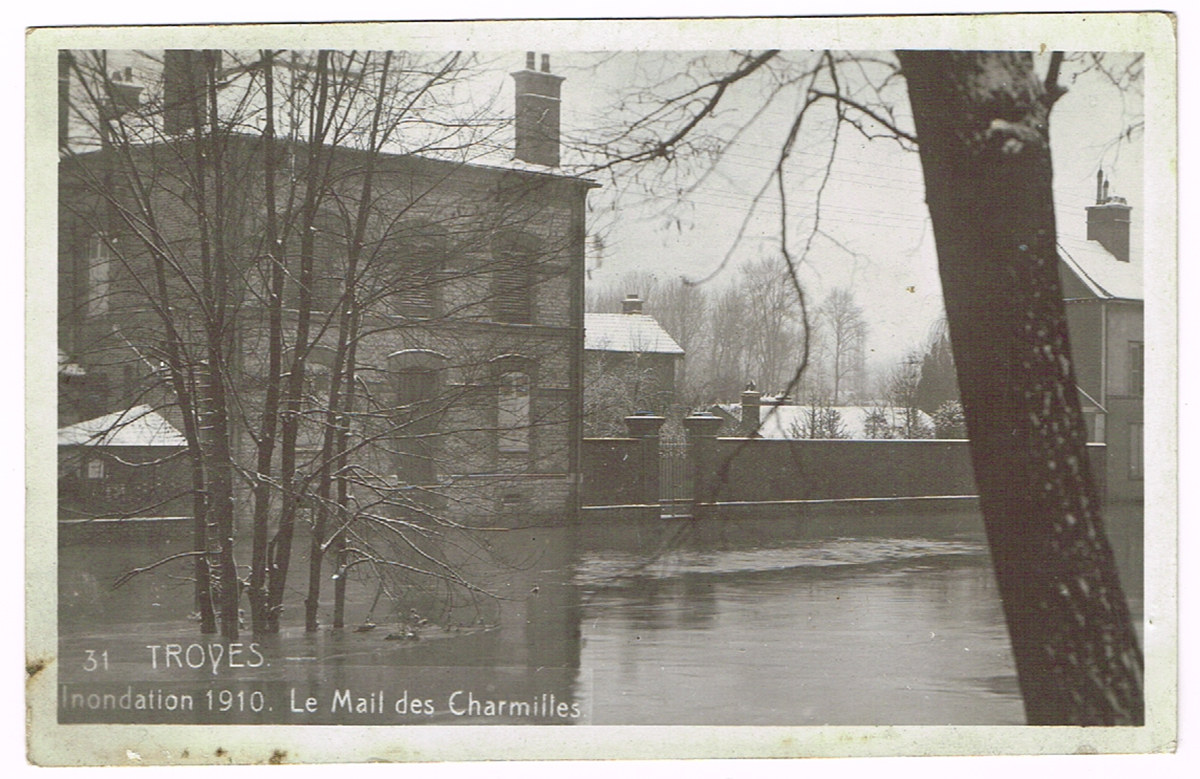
xmin=58 ymin=405 xmax=188 ymax=448
xmin=584 ymin=313 xmax=684 ymax=355
xmin=1058 ymin=237 xmax=1143 ymax=301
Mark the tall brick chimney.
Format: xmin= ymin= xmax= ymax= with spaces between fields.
xmin=1086 ymin=169 xmax=1132 ymax=263
xmin=59 ymin=51 xmax=73 ymax=149
xmin=512 ymin=52 xmax=564 ymax=168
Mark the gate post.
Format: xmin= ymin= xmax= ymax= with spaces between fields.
xmin=683 ymin=412 xmax=724 ymax=519
xmin=624 ymin=413 xmax=666 ymax=509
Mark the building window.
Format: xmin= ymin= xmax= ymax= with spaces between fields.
xmin=381 ymin=221 xmax=447 ymax=319
xmin=1128 ymin=341 xmax=1144 ymax=397
xmin=87 ymin=234 xmax=112 ymax=316
xmin=395 ymin=369 xmax=438 ymax=484
xmin=86 ymin=459 xmax=106 ymax=480
xmin=497 ymin=371 xmax=531 ymax=453
xmin=492 ymin=232 xmax=539 ymax=324
xmin=285 ymin=213 xmax=345 ymax=313
xmin=388 ymin=350 xmax=448 ymax=486
xmin=1129 ymin=422 xmax=1143 ymax=481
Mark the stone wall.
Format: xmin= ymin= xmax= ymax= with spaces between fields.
xmin=580 ymin=413 xmax=1110 ymax=513
xmin=580 ymin=438 xmax=643 ymax=507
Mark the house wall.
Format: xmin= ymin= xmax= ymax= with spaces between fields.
xmin=584 ymin=350 xmax=677 ymax=414
xmin=1062 ymin=294 xmax=1143 ymax=503
xmin=1105 ymin=302 xmax=1144 ymax=399
xmin=1105 ymin=302 xmax=1144 ymax=502
xmin=59 ymin=139 xmax=593 ymax=524
xmin=58 ymin=444 xmax=191 ymax=520
xmin=1063 ymin=298 xmax=1143 ymax=503
xmin=1064 ymin=301 xmax=1103 ymax=404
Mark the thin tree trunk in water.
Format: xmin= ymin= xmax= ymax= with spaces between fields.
xmin=250 ymin=50 xmax=284 ymax=634
xmin=898 ymin=50 xmax=1143 ymax=725
xmin=266 ymin=50 xmax=332 ymax=632
xmin=201 ymin=51 xmax=241 ymax=640
xmin=186 ymin=50 xmax=239 ymax=639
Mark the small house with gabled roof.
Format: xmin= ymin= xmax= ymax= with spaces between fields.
xmin=58 ymin=405 xmax=192 ymax=520
xmin=584 ymin=294 xmax=684 ymax=421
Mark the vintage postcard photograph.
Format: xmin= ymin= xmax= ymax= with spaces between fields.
xmin=25 ymin=13 xmax=1178 ymax=764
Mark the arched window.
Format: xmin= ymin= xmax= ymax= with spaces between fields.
xmin=497 ymin=371 xmax=531 ymax=453
xmin=491 ymin=355 xmax=537 ymax=456
xmin=86 ymin=233 xmax=112 ymax=316
xmin=491 ymin=231 xmax=540 ymax=324
xmin=388 ymin=350 xmax=448 ymax=485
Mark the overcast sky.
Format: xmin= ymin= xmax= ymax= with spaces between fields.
xmin=57 ymin=45 xmax=1146 ymax=378
xmin=518 ymin=50 xmax=1146 ymax=375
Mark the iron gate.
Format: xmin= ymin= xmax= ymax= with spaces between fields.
xmin=659 ymin=435 xmax=692 ymax=517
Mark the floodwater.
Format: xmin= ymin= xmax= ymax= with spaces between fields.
xmin=56 ymin=507 xmax=1143 ymax=726
xmin=575 ymin=538 xmax=1023 ymax=724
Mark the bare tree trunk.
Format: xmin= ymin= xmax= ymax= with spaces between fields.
xmin=898 ymin=50 xmax=1143 ymax=725
xmin=266 ymin=50 xmax=332 ymax=633
xmin=249 ymin=50 xmax=284 ymax=634
xmin=84 ymin=55 xmax=222 ymax=634
xmin=192 ymin=50 xmax=240 ymax=640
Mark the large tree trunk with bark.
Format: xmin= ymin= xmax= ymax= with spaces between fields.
xmin=898 ymin=50 xmax=1143 ymax=725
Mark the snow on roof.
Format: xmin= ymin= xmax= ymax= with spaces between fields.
xmin=584 ymin=313 xmax=685 ymax=355
xmin=1058 ymin=236 xmax=1143 ymax=301
xmin=722 ymin=404 xmax=936 ymax=440
xmin=58 ymin=349 xmax=86 ymax=377
xmin=58 ymin=405 xmax=188 ymax=447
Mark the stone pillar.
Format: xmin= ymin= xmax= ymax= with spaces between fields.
xmin=683 ymin=413 xmax=724 ymax=518
xmin=624 ymin=413 xmax=666 ymax=507
xmin=739 ymin=387 xmax=762 ymax=437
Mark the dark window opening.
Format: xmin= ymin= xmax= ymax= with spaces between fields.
xmin=1129 ymin=421 xmax=1143 ymax=480
xmin=87 ymin=234 xmax=112 ymax=317
xmin=381 ymin=222 xmax=448 ymax=319
xmin=395 ymin=368 xmax=439 ymax=486
xmin=497 ymin=370 xmax=531 ymax=454
xmin=1128 ymin=341 xmax=1144 ymax=398
xmin=492 ymin=232 xmax=540 ymax=324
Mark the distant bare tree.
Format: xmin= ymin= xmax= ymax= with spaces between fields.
xmin=881 ymin=351 xmax=931 ymax=439
xmin=740 ymin=257 xmax=804 ymax=395
xmin=815 ymin=287 xmax=868 ymax=404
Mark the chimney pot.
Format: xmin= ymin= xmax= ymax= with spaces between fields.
xmin=526 ymin=51 xmax=536 ymax=70
xmin=622 ymin=294 xmax=644 ymax=315
xmin=541 ymin=54 xmax=551 ymax=73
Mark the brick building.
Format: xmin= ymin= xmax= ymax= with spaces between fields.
xmin=58 ymin=50 xmax=597 ymax=523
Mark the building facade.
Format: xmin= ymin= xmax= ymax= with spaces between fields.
xmin=58 ymin=50 xmax=596 ymax=524
xmin=1058 ymin=173 xmax=1144 ymax=502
